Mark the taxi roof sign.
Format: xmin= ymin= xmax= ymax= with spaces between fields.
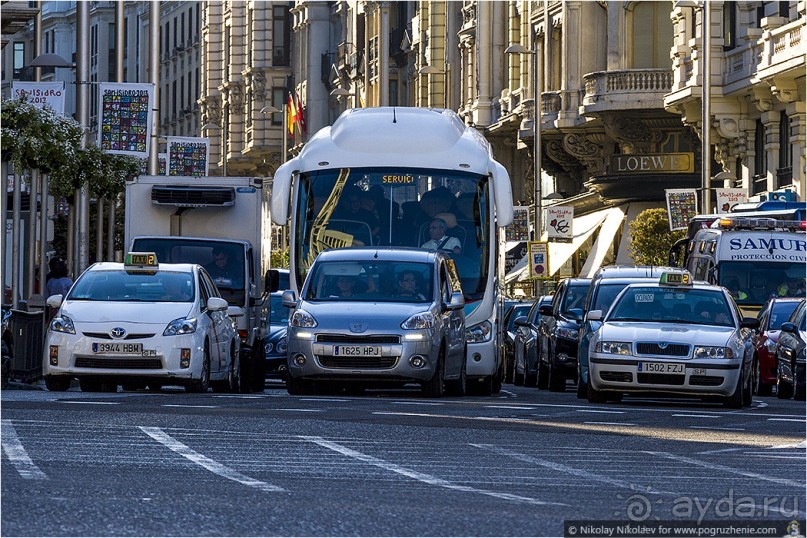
xmin=660 ymin=271 xmax=693 ymax=287
xmin=124 ymin=252 xmax=158 ymax=273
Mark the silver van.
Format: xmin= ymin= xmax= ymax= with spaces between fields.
xmin=283 ymin=247 xmax=466 ymax=397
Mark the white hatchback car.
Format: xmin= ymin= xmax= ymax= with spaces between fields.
xmin=587 ymin=271 xmax=759 ymax=408
xmin=43 ymin=253 xmax=241 ymax=393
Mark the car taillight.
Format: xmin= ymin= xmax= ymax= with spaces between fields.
xmin=238 ymin=329 xmax=248 ymax=340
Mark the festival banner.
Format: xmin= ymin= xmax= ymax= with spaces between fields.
xmin=167 ymin=137 xmax=210 ymax=177
xmin=506 ymin=206 xmax=530 ymax=242
xmin=12 ymin=81 xmax=66 ymax=115
xmin=715 ymin=188 xmax=747 ymax=214
xmin=138 ymin=154 xmax=167 ymax=176
xmin=97 ymin=82 xmax=155 ymax=157
xmin=665 ymin=189 xmax=698 ymax=230
xmin=546 ymin=206 xmax=574 ymax=242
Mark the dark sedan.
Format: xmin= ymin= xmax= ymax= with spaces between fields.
xmin=264 ymin=292 xmax=290 ymax=380
xmin=753 ymin=297 xmax=800 ymax=396
xmin=536 ymin=278 xmax=591 ymax=391
xmin=502 ymin=300 xmax=533 ymax=383
xmin=776 ymin=299 xmax=805 ymax=400
xmin=512 ymin=296 xmax=553 ymax=386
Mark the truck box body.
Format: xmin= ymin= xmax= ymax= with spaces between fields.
xmin=124 ymin=175 xmax=273 ymax=391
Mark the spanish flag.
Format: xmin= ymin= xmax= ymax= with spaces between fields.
xmin=287 ymin=93 xmax=297 ymax=136
xmin=295 ymin=92 xmax=306 ymax=137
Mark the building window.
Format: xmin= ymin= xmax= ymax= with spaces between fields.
xmin=779 ymin=1 xmax=790 ymax=17
xmin=753 ymin=119 xmax=767 ymax=194
xmin=723 ymin=1 xmax=736 ymax=50
xmin=13 ymin=42 xmax=25 ymax=78
xmin=631 ymin=2 xmax=674 ymax=68
xmin=173 ymin=16 xmax=178 ymax=50
xmin=164 ymin=21 xmax=170 ymax=59
xmin=777 ymin=111 xmax=793 ymax=188
xmin=271 ymin=87 xmax=284 ymax=126
xmin=273 ymin=5 xmax=291 ymax=66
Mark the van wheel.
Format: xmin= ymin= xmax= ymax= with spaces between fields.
xmin=446 ymin=354 xmax=467 ymax=397
xmin=422 ymin=350 xmax=445 ymax=398
xmin=492 ymin=361 xmax=503 ymax=394
xmin=187 ymin=346 xmax=211 ymax=393
xmin=286 ymin=375 xmax=313 ymax=396
xmin=45 ymin=375 xmax=71 ymax=392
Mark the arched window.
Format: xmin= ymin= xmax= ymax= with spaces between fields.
xmin=631 ymin=2 xmax=674 ymax=68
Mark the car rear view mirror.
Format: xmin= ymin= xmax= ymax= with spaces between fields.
xmin=566 ymin=308 xmax=584 ymax=322
xmin=538 ymin=305 xmax=553 ymax=316
xmin=586 ymin=310 xmax=603 ymax=322
xmin=780 ymin=321 xmax=797 ymax=334
xmin=513 ymin=315 xmax=529 ymax=327
xmin=46 ymin=294 xmax=64 ymax=308
xmin=207 ymin=297 xmax=229 ymax=312
xmin=281 ymin=289 xmax=297 ymax=308
xmin=446 ymin=292 xmax=465 ymax=311
xmin=740 ymin=317 xmax=760 ymax=330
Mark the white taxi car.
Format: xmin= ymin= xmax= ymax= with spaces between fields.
xmin=587 ymin=271 xmax=759 ymax=408
xmin=43 ymin=253 xmax=241 ymax=393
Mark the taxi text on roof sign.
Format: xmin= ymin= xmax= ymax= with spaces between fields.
xmin=125 ymin=252 xmax=158 ymax=272
xmin=659 ymin=271 xmax=692 ymax=286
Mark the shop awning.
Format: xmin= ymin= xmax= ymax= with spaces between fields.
xmin=541 ymin=210 xmax=610 ymax=276
xmin=579 ymin=207 xmax=626 ymax=278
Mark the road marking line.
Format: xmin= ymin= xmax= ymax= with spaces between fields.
xmin=485 ymin=405 xmax=536 ymax=410
xmin=472 ymin=444 xmax=675 ymax=495
xmin=1 ymin=420 xmax=47 ymax=480
xmin=696 ymin=448 xmax=746 ymax=455
xmin=139 ymin=427 xmax=285 ymax=493
xmin=301 ymin=436 xmax=567 ymax=507
xmin=645 ymin=451 xmax=803 ymax=488
xmin=672 ymin=414 xmax=719 ymax=418
xmin=162 ymin=404 xmax=219 ymax=409
xmin=768 ymin=440 xmax=807 ymax=449
xmin=767 ymin=418 xmax=804 ymax=422
xmin=583 ymin=422 xmax=638 ymax=426
xmin=59 ymin=401 xmax=120 ymax=405
xmin=299 ymin=398 xmax=348 ymax=402
xmin=392 ymin=401 xmax=445 ymax=406
xmin=576 ymin=409 xmax=625 ymax=414
xmin=687 ymin=426 xmax=746 ymax=431
xmin=274 ymin=408 xmax=323 ymax=412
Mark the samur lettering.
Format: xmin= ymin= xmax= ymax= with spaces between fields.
xmin=728 ymin=237 xmax=807 ymax=252
xmin=382 ymin=175 xmax=414 ymax=184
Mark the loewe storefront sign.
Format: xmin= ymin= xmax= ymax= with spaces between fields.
xmin=611 ymin=153 xmax=695 ymax=174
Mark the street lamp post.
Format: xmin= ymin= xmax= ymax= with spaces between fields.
xmin=330 ymin=86 xmax=359 ymax=110
xmin=505 ymin=30 xmax=543 ymax=242
xmin=259 ymin=104 xmax=287 ymax=165
xmin=702 ymin=1 xmax=712 ymax=213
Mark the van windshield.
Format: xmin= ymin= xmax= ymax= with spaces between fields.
xmin=304 ymin=261 xmax=435 ymax=303
xmin=719 ymin=261 xmax=805 ymax=306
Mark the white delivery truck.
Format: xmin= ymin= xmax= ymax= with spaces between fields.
xmin=124 ymin=175 xmax=277 ymax=392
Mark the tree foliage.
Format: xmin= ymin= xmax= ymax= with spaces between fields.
xmin=271 ymin=248 xmax=290 ymax=269
xmin=628 ymin=208 xmax=686 ymax=266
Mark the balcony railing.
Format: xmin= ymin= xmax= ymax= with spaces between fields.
xmin=582 ymin=69 xmax=673 ymax=111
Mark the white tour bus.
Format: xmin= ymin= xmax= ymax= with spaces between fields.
xmin=686 ymin=216 xmax=806 ymax=315
xmin=270 ymin=107 xmax=514 ymax=394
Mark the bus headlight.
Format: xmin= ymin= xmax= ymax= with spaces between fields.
xmin=694 ymin=346 xmax=733 ymax=359
xmin=290 ymin=309 xmax=317 ymax=328
xmin=466 ymin=321 xmax=492 ymax=343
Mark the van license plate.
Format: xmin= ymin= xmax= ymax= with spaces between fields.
xmin=638 ymin=362 xmax=684 ymax=374
xmin=333 ymin=345 xmax=381 ymax=357
xmin=92 ymin=342 xmax=144 ymax=354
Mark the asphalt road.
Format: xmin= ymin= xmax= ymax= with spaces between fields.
xmin=2 ymin=381 xmax=805 ymax=537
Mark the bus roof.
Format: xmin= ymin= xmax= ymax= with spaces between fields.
xmin=291 ymin=107 xmax=494 ymax=173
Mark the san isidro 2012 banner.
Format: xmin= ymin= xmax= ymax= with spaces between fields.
xmin=12 ymin=81 xmax=66 ymax=115
xmin=665 ymin=189 xmax=698 ymax=231
xmin=167 ymin=137 xmax=210 ymax=177
xmin=97 ymin=82 xmax=155 ymax=157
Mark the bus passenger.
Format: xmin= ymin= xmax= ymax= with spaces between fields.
xmin=421 ymin=218 xmax=461 ymax=254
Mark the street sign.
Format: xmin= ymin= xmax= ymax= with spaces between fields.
xmin=528 ymin=241 xmax=549 ymax=280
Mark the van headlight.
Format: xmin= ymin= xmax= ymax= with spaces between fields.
xmin=402 ymin=312 xmax=435 ymax=330
xmin=290 ymin=309 xmax=317 ymax=328
xmin=694 ymin=346 xmax=733 ymax=359
xmin=466 ymin=321 xmax=492 ymax=343
xmin=595 ymin=341 xmax=631 ymax=355
xmin=50 ymin=315 xmax=75 ymax=334
xmin=164 ymin=317 xmax=197 ymax=336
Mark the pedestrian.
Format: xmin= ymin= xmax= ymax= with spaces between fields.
xmin=45 ymin=259 xmax=72 ymax=298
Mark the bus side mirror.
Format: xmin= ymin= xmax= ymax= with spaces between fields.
xmin=266 ymin=269 xmax=280 ymax=293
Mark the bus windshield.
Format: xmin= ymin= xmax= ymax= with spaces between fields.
xmin=294 ymin=167 xmax=490 ymax=301
xmin=719 ymin=261 xmax=806 ymax=306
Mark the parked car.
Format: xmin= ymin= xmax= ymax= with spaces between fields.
xmin=283 ymin=247 xmax=466 ymax=397
xmin=43 ymin=253 xmax=241 ymax=393
xmin=775 ymin=299 xmax=806 ymax=400
xmin=512 ymin=296 xmax=553 ymax=386
xmin=1 ymin=306 xmax=13 ymax=389
xmin=264 ymin=292 xmax=290 ymax=380
xmin=577 ymin=266 xmax=679 ymax=399
xmin=587 ymin=270 xmax=758 ymax=408
xmin=536 ymin=278 xmax=591 ymax=391
xmin=753 ymin=297 xmax=801 ymax=396
xmin=502 ymin=300 xmax=534 ymax=383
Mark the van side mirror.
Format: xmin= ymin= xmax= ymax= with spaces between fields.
xmin=780 ymin=322 xmax=797 ymax=334
xmin=281 ymin=289 xmax=297 ymax=308
xmin=586 ymin=310 xmax=603 ymax=322
xmin=266 ymin=269 xmax=280 ymax=293
xmin=538 ymin=305 xmax=553 ymax=316
xmin=446 ymin=292 xmax=465 ymax=311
